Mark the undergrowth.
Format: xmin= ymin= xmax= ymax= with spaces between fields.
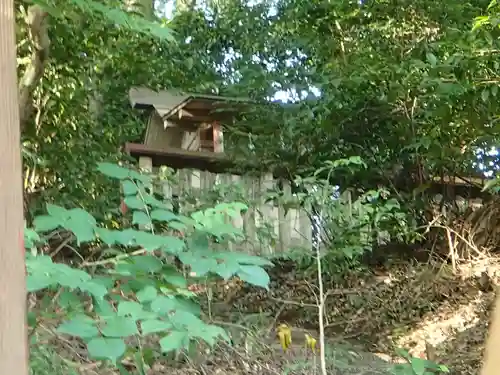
xmin=24 ymin=159 xmax=452 ymax=375
xmin=30 ymin=342 xmax=77 ymax=375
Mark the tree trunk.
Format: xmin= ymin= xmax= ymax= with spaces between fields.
xmin=481 ymin=288 xmax=500 ymax=375
xmin=124 ymin=0 xmax=155 ymax=19
xmin=0 ymin=1 xmax=29 ymax=375
xmin=175 ymin=0 xmax=196 ymax=13
xmin=18 ymin=5 xmax=50 ymax=132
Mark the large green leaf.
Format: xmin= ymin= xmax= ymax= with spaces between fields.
xmin=129 ymin=255 xmax=163 ymax=273
xmin=141 ymin=319 xmax=173 ymax=335
xmin=96 ymin=162 xmax=131 ymax=180
xmin=87 ymin=337 xmax=127 ymax=363
xmin=237 ymin=265 xmax=270 ymax=290
xmin=150 ymin=209 xmax=179 ymax=222
xmin=159 ymin=331 xmax=190 ymax=353
xmin=57 ymin=317 xmax=99 ymax=339
xmin=100 ymin=316 xmax=139 ymax=337
xmin=33 ymin=215 xmax=62 ymax=233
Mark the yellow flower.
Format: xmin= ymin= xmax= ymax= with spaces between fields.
xmin=277 ymin=324 xmax=292 ymax=352
xmin=305 ymin=333 xmax=317 ymax=354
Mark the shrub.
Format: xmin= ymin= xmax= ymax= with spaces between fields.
xmin=25 ymin=162 xmax=272 ymax=370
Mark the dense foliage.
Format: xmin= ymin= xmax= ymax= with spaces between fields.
xmin=18 ymin=0 xmax=500 ymax=219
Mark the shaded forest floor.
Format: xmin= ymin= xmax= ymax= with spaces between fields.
xmin=31 ymin=254 xmax=499 ymax=375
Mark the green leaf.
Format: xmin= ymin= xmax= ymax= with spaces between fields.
xmin=97 ymin=162 xmax=130 ymax=180
xmin=87 ymin=337 xmax=126 ymax=363
xmin=190 ymin=324 xmax=230 ymax=347
xmin=178 ymin=215 xmax=196 ymax=226
xmin=27 ymin=311 xmax=37 ymax=328
xmin=100 ymin=316 xmax=139 ymax=338
xmin=92 ymin=276 xmax=115 ymax=289
xmin=24 ymin=227 xmax=41 ymax=248
xmin=187 ymin=233 xmax=210 ymax=252
xmin=482 ymin=88 xmax=490 ymax=102
xmin=392 ymin=363 xmax=413 ymax=375
xmin=113 ymin=263 xmax=137 ymax=277
xmin=95 ymin=228 xmax=119 ymax=245
xmin=117 ymin=301 xmax=144 ymax=318
xmin=141 ymin=319 xmax=173 ymax=335
xmin=134 ymin=232 xmax=180 ymax=252
xmin=237 ymin=265 xmax=270 ymax=290
xmin=150 ymin=209 xmax=179 ymax=222
xmin=33 ymin=215 xmax=62 ymax=233
xmin=213 ymin=261 xmax=239 ymax=280
xmin=438 ymin=364 xmax=450 ymax=373
xmin=79 ymin=280 xmax=108 ymax=300
xmin=411 ymin=357 xmax=427 ymax=375
xmin=143 ymin=194 xmax=172 ymax=209
xmin=215 ymin=252 xmax=273 ymax=267
xmin=168 ymin=221 xmax=188 ymax=231
xmin=64 ymin=217 xmax=95 ymax=244
xmin=26 ymin=272 xmax=54 ymax=292
xmin=69 ymin=208 xmax=97 ymax=226
xmin=150 ymin=296 xmax=179 ymax=314
xmin=131 ymin=231 xmax=158 ymax=250
xmin=169 ymin=310 xmax=203 ymax=328
xmin=57 ymin=290 xmax=83 ymax=309
xmin=394 ymin=348 xmax=410 ymax=359
xmin=129 ymin=170 xmax=153 ymax=183
xmin=57 ymin=318 xmax=99 ymax=339
xmin=159 ymin=331 xmax=189 ymax=353
xmin=492 ymin=85 xmax=498 ymax=97
xmin=426 ymin=52 xmax=437 ymax=67
xmin=124 ymin=196 xmax=146 ymax=210
xmin=94 ymin=299 xmax=116 ymax=318
xmin=115 ymin=229 xmax=139 ymax=246
xmin=172 ymin=298 xmax=201 ymax=316
xmin=191 ymin=211 xmax=205 ymax=223
xmin=46 ymin=204 xmax=70 ymax=221
xmin=121 ymin=180 xmax=138 ymax=195
xmin=162 ymin=267 xmax=187 ymax=289
xmin=159 ymin=236 xmax=186 ymax=255
xmin=64 ymin=209 xmax=97 ymax=244
xmin=137 ymin=286 xmax=158 ymax=303
xmin=130 ymin=255 xmax=163 ymax=273
xmin=133 ymin=211 xmax=152 ymax=226
xmin=178 ymin=252 xmax=217 ymax=277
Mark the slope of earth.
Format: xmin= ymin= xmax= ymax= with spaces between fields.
xmin=217 ymin=256 xmax=500 ymax=375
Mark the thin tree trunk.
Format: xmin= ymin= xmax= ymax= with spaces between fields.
xmin=18 ymin=5 xmax=50 ymax=132
xmin=481 ymin=287 xmax=500 ymax=375
xmin=175 ymin=0 xmax=196 ymax=13
xmin=0 ymin=1 xmax=29 ymax=375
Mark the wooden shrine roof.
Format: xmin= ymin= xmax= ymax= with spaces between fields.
xmin=129 ymin=87 xmax=253 ymax=123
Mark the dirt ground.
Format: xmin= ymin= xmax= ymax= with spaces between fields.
xmin=38 ymin=254 xmax=500 ymax=375
xmin=202 ymin=255 xmax=497 ymax=375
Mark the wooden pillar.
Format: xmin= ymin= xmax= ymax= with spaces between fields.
xmin=0 ymin=1 xmax=29 ymax=374
xmin=138 ymin=156 xmax=153 ymax=231
xmin=212 ymin=121 xmax=224 ymax=153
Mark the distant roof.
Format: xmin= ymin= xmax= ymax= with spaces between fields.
xmin=129 ymin=87 xmax=253 ymax=121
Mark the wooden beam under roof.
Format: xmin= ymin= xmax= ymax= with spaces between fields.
xmin=124 ymin=142 xmax=237 ymax=174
